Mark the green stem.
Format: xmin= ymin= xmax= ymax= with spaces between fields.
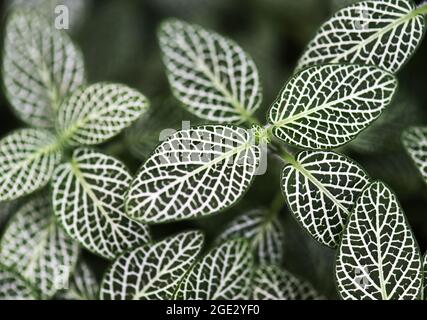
xmin=414 ymin=3 xmax=427 ymax=16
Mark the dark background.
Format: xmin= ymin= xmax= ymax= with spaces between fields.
xmin=1 ymin=0 xmax=427 ymax=299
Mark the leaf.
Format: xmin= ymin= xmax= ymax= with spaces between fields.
xmin=58 ymin=260 xmax=99 ymax=300
xmin=424 ymin=253 xmax=427 ymax=300
xmin=217 ymin=209 xmax=285 ymax=265
xmin=268 ymin=64 xmax=397 ymax=149
xmin=57 ymin=83 xmax=149 ymax=146
xmin=402 ymin=126 xmax=427 ymax=185
xmin=282 ymin=151 xmax=370 ymax=248
xmin=158 ymin=19 xmax=262 ymax=124
xmin=100 ymin=231 xmax=204 ymax=300
xmin=0 ymin=265 xmax=37 ymax=300
xmin=336 ymin=181 xmax=423 ymax=300
xmin=52 ymin=148 xmax=150 ymax=260
xmin=175 ymin=239 xmax=254 ymax=300
xmin=126 ymin=125 xmax=261 ymax=223
xmin=296 ymin=0 xmax=426 ymax=74
xmin=252 ymin=265 xmax=322 ymax=300
xmin=0 ymin=129 xmax=61 ymax=202
xmin=0 ymin=195 xmax=79 ymax=298
xmin=2 ymin=10 xmax=85 ymax=127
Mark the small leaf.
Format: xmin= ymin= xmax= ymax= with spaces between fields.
xmin=159 ymin=19 xmax=262 ymax=124
xmin=297 ymin=0 xmax=426 ymax=74
xmin=336 ymin=181 xmax=423 ymax=300
xmin=402 ymin=126 xmax=427 ymax=185
xmin=57 ymin=83 xmax=149 ymax=146
xmin=0 ymin=129 xmax=61 ymax=202
xmin=0 ymin=265 xmax=37 ymax=300
xmin=2 ymin=10 xmax=85 ymax=127
xmin=126 ymin=125 xmax=261 ymax=223
xmin=52 ymin=148 xmax=150 ymax=260
xmin=100 ymin=231 xmax=204 ymax=300
xmin=252 ymin=265 xmax=322 ymax=300
xmin=282 ymin=151 xmax=370 ymax=248
xmin=175 ymin=239 xmax=254 ymax=300
xmin=58 ymin=260 xmax=99 ymax=300
xmin=268 ymin=64 xmax=397 ymax=149
xmin=217 ymin=209 xmax=285 ymax=265
xmin=0 ymin=195 xmax=79 ymax=298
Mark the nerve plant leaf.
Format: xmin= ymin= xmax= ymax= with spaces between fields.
xmin=57 ymin=83 xmax=149 ymax=146
xmin=0 ymin=195 xmax=79 ymax=298
xmin=336 ymin=181 xmax=423 ymax=300
xmin=0 ymin=266 xmax=37 ymax=300
xmin=0 ymin=129 xmax=61 ymax=202
xmin=126 ymin=125 xmax=261 ymax=224
xmin=424 ymin=253 xmax=427 ymax=300
xmin=159 ymin=19 xmax=262 ymax=124
xmin=100 ymin=231 xmax=204 ymax=300
xmin=175 ymin=239 xmax=253 ymax=300
xmin=58 ymin=260 xmax=99 ymax=300
xmin=282 ymin=151 xmax=370 ymax=248
xmin=2 ymin=10 xmax=85 ymax=127
xmin=217 ymin=209 xmax=285 ymax=265
xmin=296 ymin=0 xmax=426 ymax=74
xmin=252 ymin=265 xmax=322 ymax=300
xmin=52 ymin=148 xmax=150 ymax=260
xmin=402 ymin=127 xmax=427 ymax=184
xmin=268 ymin=64 xmax=397 ymax=149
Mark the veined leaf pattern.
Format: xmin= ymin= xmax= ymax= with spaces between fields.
xmin=0 ymin=265 xmax=37 ymax=300
xmin=58 ymin=260 xmax=99 ymax=300
xmin=402 ymin=126 xmax=427 ymax=184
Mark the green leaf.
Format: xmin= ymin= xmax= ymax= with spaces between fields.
xmin=175 ymin=239 xmax=254 ymax=300
xmin=252 ymin=265 xmax=322 ymax=300
xmin=2 ymin=9 xmax=85 ymax=127
xmin=0 ymin=129 xmax=61 ymax=202
xmin=268 ymin=64 xmax=397 ymax=149
xmin=0 ymin=265 xmax=37 ymax=300
xmin=282 ymin=151 xmax=370 ymax=248
xmin=58 ymin=260 xmax=99 ymax=300
xmin=297 ymin=0 xmax=426 ymax=74
xmin=0 ymin=195 xmax=79 ymax=298
xmin=424 ymin=253 xmax=427 ymax=300
xmin=57 ymin=83 xmax=149 ymax=146
xmin=100 ymin=231 xmax=204 ymax=300
xmin=217 ymin=209 xmax=285 ymax=265
xmin=52 ymin=148 xmax=150 ymax=260
xmin=126 ymin=125 xmax=261 ymax=224
xmin=336 ymin=181 xmax=423 ymax=300
xmin=402 ymin=126 xmax=427 ymax=185
xmin=158 ymin=19 xmax=262 ymax=124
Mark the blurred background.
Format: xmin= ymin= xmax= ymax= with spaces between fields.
xmin=1 ymin=0 xmax=427 ymax=299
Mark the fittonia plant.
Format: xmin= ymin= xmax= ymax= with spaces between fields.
xmin=1 ymin=0 xmax=427 ymax=300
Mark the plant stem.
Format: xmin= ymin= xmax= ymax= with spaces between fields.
xmin=415 ymin=3 xmax=427 ymax=15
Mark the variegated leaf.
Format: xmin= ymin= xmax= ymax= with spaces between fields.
xmin=126 ymin=125 xmax=261 ymax=223
xmin=0 ymin=129 xmax=61 ymax=202
xmin=402 ymin=126 xmax=427 ymax=185
xmin=424 ymin=253 xmax=427 ymax=300
xmin=282 ymin=151 xmax=370 ymax=248
xmin=52 ymin=148 xmax=150 ymax=259
xmin=268 ymin=64 xmax=397 ymax=149
xmin=175 ymin=239 xmax=254 ymax=300
xmin=217 ymin=209 xmax=284 ymax=265
xmin=58 ymin=260 xmax=99 ymax=300
xmin=100 ymin=231 xmax=204 ymax=300
xmin=159 ymin=19 xmax=262 ymax=124
xmin=336 ymin=181 xmax=423 ymax=300
xmin=0 ymin=195 xmax=79 ymax=298
xmin=297 ymin=0 xmax=426 ymax=74
xmin=57 ymin=83 xmax=149 ymax=146
xmin=2 ymin=9 xmax=85 ymax=127
xmin=252 ymin=265 xmax=322 ymax=300
xmin=0 ymin=265 xmax=37 ymax=300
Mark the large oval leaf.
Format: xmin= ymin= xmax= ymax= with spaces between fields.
xmin=52 ymin=148 xmax=150 ymax=260
xmin=2 ymin=10 xmax=85 ymax=127
xmin=0 ymin=265 xmax=37 ymax=300
xmin=336 ymin=181 xmax=423 ymax=300
xmin=0 ymin=129 xmax=61 ymax=202
xmin=217 ymin=209 xmax=285 ymax=265
xmin=252 ymin=265 xmax=322 ymax=300
xmin=57 ymin=83 xmax=149 ymax=146
xmin=126 ymin=125 xmax=261 ymax=223
xmin=282 ymin=151 xmax=370 ymax=248
xmin=100 ymin=231 xmax=204 ymax=300
xmin=402 ymin=126 xmax=427 ymax=184
xmin=175 ymin=239 xmax=254 ymax=300
xmin=268 ymin=64 xmax=397 ymax=149
xmin=159 ymin=19 xmax=262 ymax=124
xmin=297 ymin=0 xmax=426 ymax=74
xmin=0 ymin=195 xmax=79 ymax=298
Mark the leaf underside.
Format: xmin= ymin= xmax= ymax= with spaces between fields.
xmin=402 ymin=126 xmax=427 ymax=185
